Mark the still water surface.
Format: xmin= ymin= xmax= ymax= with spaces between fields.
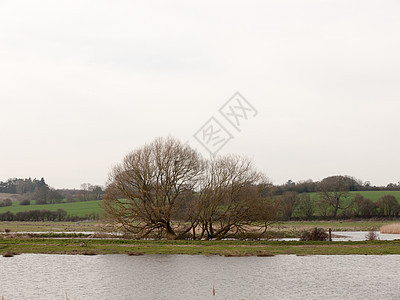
xmin=279 ymin=231 xmax=400 ymax=241
xmin=2 ymin=254 xmax=400 ymax=299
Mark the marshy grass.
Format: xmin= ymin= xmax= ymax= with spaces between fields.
xmin=380 ymin=224 xmax=400 ymax=234
xmin=4 ymin=237 xmax=400 ymax=255
xmin=127 ymin=251 xmax=144 ymax=256
xmin=222 ymin=250 xmax=275 ymax=257
xmin=223 ymin=251 xmax=252 ymax=257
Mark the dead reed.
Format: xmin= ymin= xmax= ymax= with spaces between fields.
xmin=380 ymin=224 xmax=400 ymax=234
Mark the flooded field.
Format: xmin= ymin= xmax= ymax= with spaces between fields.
xmin=2 ymin=254 xmax=400 ymax=299
xmin=278 ymin=231 xmax=400 ymax=242
xmin=332 ymin=231 xmax=400 ymax=241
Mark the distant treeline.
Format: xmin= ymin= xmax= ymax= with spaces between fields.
xmin=2 ymin=174 xmax=400 ymax=223
xmin=269 ymin=176 xmax=400 ymax=220
xmin=0 ymin=177 xmax=104 ymax=204
xmin=273 ymin=177 xmax=400 ymax=195
xmin=0 ymin=177 xmax=64 ymax=204
xmin=0 ymin=177 xmax=47 ymax=194
xmin=273 ymin=191 xmax=400 ymax=221
xmin=0 ymin=209 xmax=99 ymax=221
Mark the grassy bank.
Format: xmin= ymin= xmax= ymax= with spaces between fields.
xmin=2 ymin=238 xmax=400 ymax=256
xmin=1 ymin=220 xmax=400 ymax=256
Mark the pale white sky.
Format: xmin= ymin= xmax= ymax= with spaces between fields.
xmin=1 ymin=1 xmax=399 ymax=188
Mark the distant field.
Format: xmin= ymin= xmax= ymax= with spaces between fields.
xmin=0 ymin=198 xmax=102 ymax=217
xmin=351 ymin=191 xmax=400 ymax=202
xmin=1 ymin=190 xmax=400 ymax=219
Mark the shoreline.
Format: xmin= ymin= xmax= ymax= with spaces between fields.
xmin=2 ymin=238 xmax=400 ymax=256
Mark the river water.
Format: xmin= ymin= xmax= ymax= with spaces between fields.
xmin=2 ymin=254 xmax=400 ymax=299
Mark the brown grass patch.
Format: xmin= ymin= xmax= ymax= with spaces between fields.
xmin=2 ymin=250 xmax=19 ymax=257
xmin=255 ymin=251 xmax=275 ymax=257
xmin=380 ymin=224 xmax=400 ymax=234
xmin=3 ymin=250 xmax=14 ymax=257
xmin=127 ymin=251 xmax=144 ymax=256
xmin=82 ymin=250 xmax=97 ymax=255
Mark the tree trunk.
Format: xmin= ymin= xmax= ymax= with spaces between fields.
xmin=165 ymin=220 xmax=176 ymax=237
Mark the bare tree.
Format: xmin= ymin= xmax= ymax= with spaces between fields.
xmin=80 ymin=183 xmax=92 ymax=201
xmin=102 ymin=137 xmax=204 ymax=239
xmin=317 ymin=175 xmax=351 ymax=218
xmin=103 ymin=137 xmax=277 ymax=240
xmin=196 ymin=155 xmax=272 ymax=240
xmin=316 ymin=198 xmax=330 ymax=217
xmin=80 ymin=183 xmax=104 ymax=201
xmin=377 ymin=195 xmax=400 ymax=217
xmin=350 ymin=194 xmax=377 ymax=218
xmin=91 ymin=185 xmax=104 ymax=200
xmin=278 ymin=191 xmax=298 ymax=220
xmin=297 ymin=193 xmax=315 ymax=220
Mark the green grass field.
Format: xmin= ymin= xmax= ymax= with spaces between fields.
xmin=0 ymin=198 xmax=102 ymax=217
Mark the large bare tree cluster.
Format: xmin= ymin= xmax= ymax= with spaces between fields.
xmin=102 ymin=137 xmax=275 ymax=240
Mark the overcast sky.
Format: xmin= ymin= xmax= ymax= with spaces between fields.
xmin=1 ymin=1 xmax=399 ymax=189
